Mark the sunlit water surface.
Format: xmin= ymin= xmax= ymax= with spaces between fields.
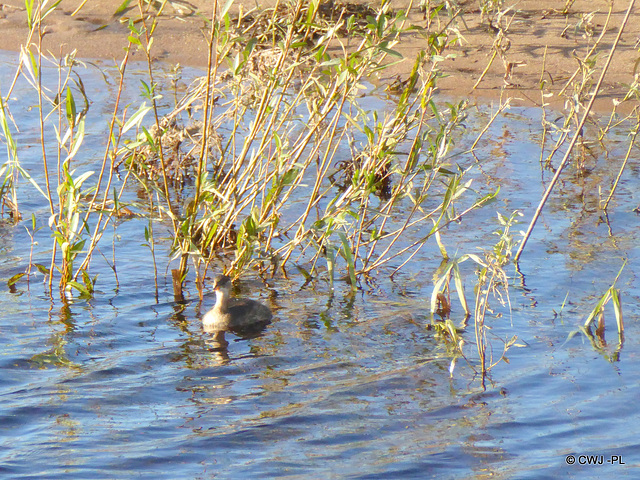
xmin=1 ymin=50 xmax=639 ymax=479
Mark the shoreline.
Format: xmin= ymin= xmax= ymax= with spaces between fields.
xmin=1 ymin=0 xmax=638 ymax=114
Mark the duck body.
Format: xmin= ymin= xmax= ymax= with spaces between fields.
xmin=202 ymin=275 xmax=272 ymax=332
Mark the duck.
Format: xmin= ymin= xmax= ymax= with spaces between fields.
xmin=202 ymin=274 xmax=273 ymax=333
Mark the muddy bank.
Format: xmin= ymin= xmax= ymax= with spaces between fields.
xmin=0 ymin=0 xmax=637 ymax=111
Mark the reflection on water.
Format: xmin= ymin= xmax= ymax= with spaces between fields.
xmin=1 ymin=50 xmax=640 ymax=478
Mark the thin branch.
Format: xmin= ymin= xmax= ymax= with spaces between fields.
xmin=514 ymin=0 xmax=636 ymax=263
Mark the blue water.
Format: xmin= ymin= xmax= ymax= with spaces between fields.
xmin=1 ymin=49 xmax=639 ymax=479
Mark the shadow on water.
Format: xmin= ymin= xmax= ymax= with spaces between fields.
xmin=1 ymin=50 xmax=640 ymax=479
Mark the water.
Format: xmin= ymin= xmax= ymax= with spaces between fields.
xmin=1 ymin=50 xmax=639 ymax=479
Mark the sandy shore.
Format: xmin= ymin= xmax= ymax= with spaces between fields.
xmin=0 ymin=0 xmax=638 ymax=111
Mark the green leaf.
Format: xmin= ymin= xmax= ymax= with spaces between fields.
xmin=452 ymin=263 xmax=468 ymax=315
xmin=114 ymin=0 xmax=133 ymax=16
xmin=611 ymin=288 xmax=624 ymax=334
xmin=122 ymin=103 xmax=151 ymax=134
xmin=320 ymin=58 xmax=342 ymax=68
xmin=65 ymin=86 xmax=76 ymax=129
xmin=35 ymin=264 xmax=49 ymax=275
xmin=66 ymin=116 xmax=85 ymax=161
xmin=7 ymin=272 xmax=25 ymax=287
xmin=434 ymin=224 xmax=448 ymax=259
xmin=0 ymin=97 xmax=17 ymax=152
xmin=338 ymin=231 xmax=357 ymax=290
xmin=73 ymin=170 xmax=94 ymax=189
xmin=67 ymin=280 xmax=90 ymax=297
xmin=142 ymin=127 xmax=157 ymax=151
xmin=379 ymin=46 xmax=403 ymax=58
xmin=128 ymin=35 xmax=142 ymax=46
xmin=16 ymin=163 xmax=47 ymax=199
xmin=25 ymin=0 xmax=34 ymax=28
xmin=295 ymin=265 xmax=313 ymax=282
xmin=431 ymin=263 xmax=453 ymax=312
xmin=219 ymin=0 xmax=234 ymax=17
xmin=584 ymin=291 xmax=610 ymax=328
xmin=81 ymin=270 xmax=96 ymax=293
xmin=70 ymin=239 xmax=86 ymax=254
xmin=326 ymin=244 xmax=335 ymax=288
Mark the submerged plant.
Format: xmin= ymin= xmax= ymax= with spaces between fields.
xmin=431 ymin=210 xmax=524 ymax=380
xmin=472 ymin=210 xmax=523 ymax=377
xmin=566 ymin=261 xmax=625 ymax=362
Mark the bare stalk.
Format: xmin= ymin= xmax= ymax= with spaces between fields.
xmin=515 ymin=0 xmax=636 ymax=263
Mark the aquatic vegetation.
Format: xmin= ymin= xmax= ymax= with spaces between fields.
xmin=431 ymin=210 xmax=524 ymax=379
xmin=514 ymin=0 xmax=636 ymax=260
xmin=0 ymin=97 xmax=22 ymax=221
xmin=0 ymin=0 xmax=151 ymax=296
xmin=5 ymin=0 xmax=487 ymax=300
xmin=116 ymin=0 xmax=496 ymax=300
xmin=565 ymin=261 xmax=626 ymax=362
xmin=0 ymin=0 xmax=638 ymax=387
